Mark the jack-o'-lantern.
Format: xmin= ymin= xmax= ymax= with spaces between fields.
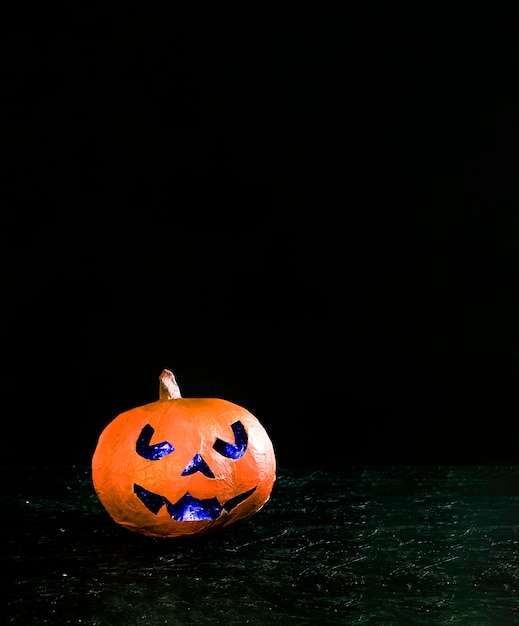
xmin=92 ymin=369 xmax=276 ymax=538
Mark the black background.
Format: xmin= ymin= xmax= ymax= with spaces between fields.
xmin=2 ymin=3 xmax=517 ymax=468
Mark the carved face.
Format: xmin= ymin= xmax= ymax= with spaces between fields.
xmin=92 ymin=397 xmax=276 ymax=538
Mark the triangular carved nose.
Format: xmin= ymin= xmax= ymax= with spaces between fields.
xmin=181 ymin=452 xmax=215 ymax=478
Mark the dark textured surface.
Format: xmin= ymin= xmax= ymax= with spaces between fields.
xmin=4 ymin=465 xmax=518 ymax=625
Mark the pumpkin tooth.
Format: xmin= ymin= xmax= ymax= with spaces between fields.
xmin=133 ymin=484 xmax=257 ymax=521
xmin=222 ymin=486 xmax=258 ymax=513
xmin=166 ymin=493 xmax=222 ymax=521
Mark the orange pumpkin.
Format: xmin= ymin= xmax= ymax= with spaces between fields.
xmin=92 ymin=369 xmax=276 ymax=538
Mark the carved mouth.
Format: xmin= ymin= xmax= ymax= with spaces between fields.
xmin=133 ymin=484 xmax=257 ymax=521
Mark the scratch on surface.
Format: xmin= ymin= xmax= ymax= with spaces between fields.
xmin=298 ymin=555 xmax=367 ymax=578
xmin=417 ymin=556 xmax=460 ymax=573
xmin=225 ymin=527 xmax=291 ymax=552
xmin=293 ymin=539 xmax=331 ymax=553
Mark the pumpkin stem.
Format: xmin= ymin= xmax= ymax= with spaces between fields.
xmin=159 ymin=369 xmax=182 ymax=400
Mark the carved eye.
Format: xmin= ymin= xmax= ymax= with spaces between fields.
xmin=213 ymin=421 xmax=248 ymax=459
xmin=135 ymin=421 xmax=248 ymax=461
xmin=136 ymin=424 xmax=175 ymax=460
